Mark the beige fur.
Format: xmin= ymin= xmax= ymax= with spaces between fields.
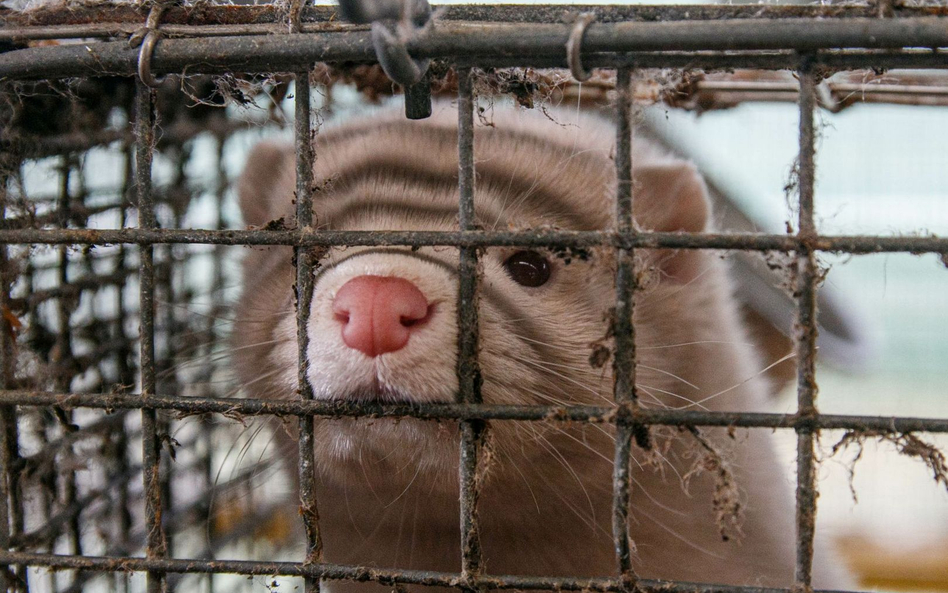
xmin=233 ymin=103 xmax=847 ymax=591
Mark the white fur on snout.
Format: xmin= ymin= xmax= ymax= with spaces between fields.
xmin=270 ymin=251 xmax=459 ymax=405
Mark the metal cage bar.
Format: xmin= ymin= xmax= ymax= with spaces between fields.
xmin=113 ymin=145 xmax=137 ymax=593
xmin=134 ymin=79 xmax=169 ymax=593
xmin=456 ymin=67 xmax=486 ymax=585
xmin=54 ymin=154 xmax=82 ymax=589
xmin=0 ymin=549 xmax=893 ymax=593
xmin=5 ymin=16 xmax=948 ymax=80
xmin=0 ymin=391 xmax=947 ymax=433
xmin=5 ymin=3 xmax=948 ymax=38
xmin=793 ymin=62 xmax=820 ymax=589
xmin=155 ymin=147 xmax=191 ymax=565
xmin=293 ymin=69 xmax=324 ymax=593
xmin=0 ymin=168 xmax=25 ymax=592
xmin=202 ymin=136 xmax=229 ymax=593
xmin=0 ymin=4 xmax=947 ymax=592
xmin=1 ymin=228 xmax=946 ymax=255
xmin=611 ymin=66 xmax=640 ymax=588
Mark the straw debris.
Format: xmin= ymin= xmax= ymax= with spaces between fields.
xmin=832 ymin=430 xmax=948 ymax=503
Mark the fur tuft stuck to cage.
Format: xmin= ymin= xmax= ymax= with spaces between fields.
xmin=0 ymin=2 xmax=947 ymax=593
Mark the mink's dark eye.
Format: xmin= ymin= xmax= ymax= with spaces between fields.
xmin=503 ymin=251 xmax=551 ymax=287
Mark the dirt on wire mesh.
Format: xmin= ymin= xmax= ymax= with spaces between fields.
xmin=312 ymin=63 xmax=714 ymax=111
xmin=681 ymin=426 xmax=745 ymax=543
xmin=0 ymin=73 xmax=292 ymax=164
xmin=831 ymin=430 xmax=948 ymax=503
xmin=0 ymin=59 xmax=762 ymax=164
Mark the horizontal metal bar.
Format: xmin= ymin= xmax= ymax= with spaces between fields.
xmin=6 ymin=5 xmax=948 ymax=43
xmin=7 ymin=4 xmax=948 ymax=44
xmin=17 ymin=270 xmax=131 ymax=307
xmin=417 ymin=17 xmax=948 ymax=54
xmin=552 ymin=71 xmax=948 ymax=111
xmin=694 ymin=80 xmax=948 ymax=110
xmin=699 ymin=80 xmax=948 ymax=97
xmin=3 ymin=117 xmax=264 ymax=160
xmin=3 ymin=3 xmax=947 ymax=34
xmin=0 ymin=390 xmax=946 ymax=433
xmin=0 ymin=550 xmax=874 ymax=593
xmin=0 ymin=228 xmax=945 ymax=255
xmin=458 ymin=51 xmax=948 ymax=72
xmin=13 ymin=465 xmax=136 ymax=550
xmin=3 ymin=17 xmax=948 ymax=80
xmin=15 ymin=449 xmax=277 ymax=550
xmin=0 ymin=22 xmax=361 ymax=43
xmin=17 ymin=413 xmax=126 ymax=476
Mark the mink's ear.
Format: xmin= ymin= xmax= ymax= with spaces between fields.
xmin=236 ymin=142 xmax=294 ymax=228
xmin=633 ymin=161 xmax=711 ymax=283
xmin=634 ymin=161 xmax=710 ymax=233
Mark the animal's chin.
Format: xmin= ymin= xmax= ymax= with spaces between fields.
xmin=308 ymin=373 xmax=461 ymax=490
xmin=319 ymin=372 xmax=454 ymax=405
xmin=313 ymin=383 xmax=460 ymax=489
xmin=336 ymin=384 xmax=422 ymax=404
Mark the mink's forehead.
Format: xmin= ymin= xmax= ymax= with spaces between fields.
xmin=311 ymin=119 xmax=615 ymax=232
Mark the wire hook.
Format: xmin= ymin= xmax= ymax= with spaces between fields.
xmin=567 ymin=13 xmax=596 ymax=83
xmin=371 ymin=20 xmax=430 ymax=87
xmin=337 ymin=0 xmax=433 ymax=118
xmin=132 ymin=3 xmax=168 ymax=89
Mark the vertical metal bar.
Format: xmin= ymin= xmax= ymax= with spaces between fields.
xmin=16 ymin=233 xmax=38 ymax=593
xmin=794 ymin=61 xmax=819 ymax=590
xmin=55 ymin=155 xmax=82 ymax=587
xmin=135 ymin=79 xmax=169 ymax=593
xmin=117 ymin=146 xmax=136 ymax=391
xmin=156 ymin=146 xmax=188 ymax=561
xmin=203 ymin=135 xmax=229 ymax=593
xmin=116 ymin=146 xmax=134 ymax=593
xmin=611 ymin=67 xmax=640 ymax=588
xmin=456 ymin=67 xmax=485 ymax=585
xmin=0 ymin=165 xmax=26 ymax=591
xmin=20 ymin=218 xmax=48 ymax=593
xmin=293 ymin=69 xmax=323 ymax=593
xmin=104 ymin=144 xmax=135 ymax=593
xmin=113 ymin=419 xmax=132 ymax=593
xmin=404 ymin=74 xmax=432 ymax=120
xmin=64 ymin=152 xmax=109 ymax=593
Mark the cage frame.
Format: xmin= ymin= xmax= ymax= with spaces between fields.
xmin=1 ymin=4 xmax=948 ymax=593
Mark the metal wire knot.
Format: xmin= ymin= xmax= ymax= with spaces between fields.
xmin=337 ymin=0 xmax=431 ymax=86
xmin=567 ymin=13 xmax=596 ymax=83
xmin=371 ymin=20 xmax=430 ymax=86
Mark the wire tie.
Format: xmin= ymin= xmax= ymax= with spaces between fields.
xmin=567 ymin=13 xmax=596 ymax=83
xmin=133 ymin=4 xmax=169 ymax=89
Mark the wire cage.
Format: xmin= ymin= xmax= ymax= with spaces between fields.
xmin=1 ymin=2 xmax=948 ymax=593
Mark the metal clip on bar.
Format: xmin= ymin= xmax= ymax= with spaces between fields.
xmin=567 ymin=13 xmax=596 ymax=83
xmin=337 ymin=0 xmax=433 ymax=119
xmin=131 ymin=3 xmax=170 ymax=89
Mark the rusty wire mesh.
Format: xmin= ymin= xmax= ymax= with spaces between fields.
xmin=0 ymin=2 xmax=947 ymax=593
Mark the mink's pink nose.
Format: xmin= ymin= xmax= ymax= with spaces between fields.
xmin=332 ymin=275 xmax=431 ymax=358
